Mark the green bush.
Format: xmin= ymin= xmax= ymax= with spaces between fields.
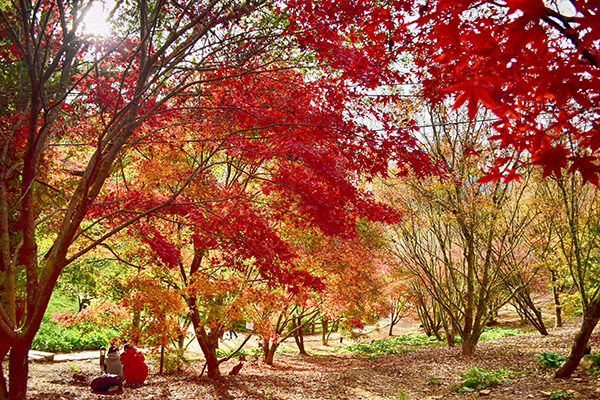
xmin=550 ymin=389 xmax=573 ymax=399
xmin=479 ymin=326 xmax=523 ymax=341
xmin=149 ymin=347 xmax=186 ymax=373
xmin=334 ymin=333 xmax=436 ymax=358
xmin=535 ymin=350 xmax=565 ymax=369
xmin=32 ymin=319 xmax=120 ymax=352
xmin=584 ymin=350 xmax=600 ymax=376
xmin=387 ymin=333 xmax=440 ymax=346
xmin=454 ymin=367 xmax=512 ymax=393
xmin=452 ymin=326 xmax=524 ymax=344
xmin=216 ymin=344 xmax=294 ymax=359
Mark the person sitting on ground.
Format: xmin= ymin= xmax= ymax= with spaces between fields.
xmin=120 ymin=343 xmax=148 ymax=384
xmin=104 ymin=345 xmax=124 ymax=378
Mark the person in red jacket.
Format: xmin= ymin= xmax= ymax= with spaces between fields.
xmin=120 ymin=343 xmax=148 ymax=384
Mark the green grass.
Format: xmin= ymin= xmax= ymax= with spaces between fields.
xmin=44 ymin=290 xmax=79 ymax=318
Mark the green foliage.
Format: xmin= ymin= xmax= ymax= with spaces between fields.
xmin=32 ymin=319 xmax=120 ymax=352
xmin=535 ymin=350 xmax=566 ymax=369
xmin=387 ymin=333 xmax=440 ymax=346
xmin=427 ymin=377 xmax=441 ymax=386
xmin=584 ymin=350 xmax=600 ymax=376
xmin=393 ymin=390 xmax=411 ymax=400
xmin=334 ymin=333 xmax=436 ymax=358
xmin=479 ymin=326 xmax=523 ymax=341
xmin=216 ymin=345 xmax=295 ymax=359
xmin=560 ymin=293 xmax=583 ymax=317
xmin=451 ymin=326 xmax=524 ymax=344
xmin=454 ymin=367 xmax=512 ymax=393
xmin=149 ymin=347 xmax=186 ymax=373
xmin=549 ymin=389 xmax=574 ymax=399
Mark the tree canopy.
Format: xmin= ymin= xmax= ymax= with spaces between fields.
xmin=0 ymin=0 xmax=598 ymax=399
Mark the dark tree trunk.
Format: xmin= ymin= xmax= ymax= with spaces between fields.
xmin=7 ymin=341 xmax=30 ymax=400
xmin=442 ymin=318 xmax=455 ymax=347
xmin=511 ymin=296 xmax=548 ymax=336
xmin=292 ymin=318 xmax=307 ymax=355
xmin=554 ymin=301 xmax=600 ymax=378
xmin=388 ymin=309 xmax=397 ymax=336
xmin=0 ymin=341 xmax=9 ymax=400
xmin=203 ymin=345 xmax=221 ymax=379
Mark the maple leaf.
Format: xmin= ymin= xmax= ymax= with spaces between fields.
xmin=568 ymin=154 xmax=600 ymax=186
xmin=531 ymin=142 xmax=569 ymax=179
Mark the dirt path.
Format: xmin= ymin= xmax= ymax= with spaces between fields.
xmin=24 ymin=316 xmax=600 ymax=400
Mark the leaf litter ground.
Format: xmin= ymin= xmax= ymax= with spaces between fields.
xmin=25 ymin=319 xmax=600 ymax=399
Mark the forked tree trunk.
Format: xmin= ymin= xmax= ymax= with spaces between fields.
xmin=553 ymin=288 xmax=563 ymax=328
xmin=292 ymin=318 xmax=307 ymax=355
xmin=264 ymin=341 xmax=278 ymax=366
xmin=188 ymin=304 xmax=222 ymax=379
xmin=554 ymin=301 xmax=600 ymax=378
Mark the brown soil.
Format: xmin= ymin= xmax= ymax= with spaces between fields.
xmin=23 ymin=317 xmax=600 ymax=400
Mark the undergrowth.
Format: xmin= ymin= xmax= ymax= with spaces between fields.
xmin=454 ymin=366 xmax=513 ymax=393
xmin=335 ymin=326 xmax=523 ymax=359
xmin=32 ymin=319 xmax=120 ymax=352
xmin=334 ymin=333 xmax=437 ymax=358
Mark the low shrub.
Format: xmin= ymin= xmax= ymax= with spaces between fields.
xmin=535 ymin=350 xmax=565 ymax=369
xmin=149 ymin=347 xmax=186 ymax=373
xmin=454 ymin=366 xmax=512 ymax=393
xmin=335 ymin=333 xmax=437 ymax=358
xmin=479 ymin=326 xmax=523 ymax=341
xmin=32 ymin=319 xmax=120 ymax=352
xmin=216 ymin=345 xmax=294 ymax=358
xmin=550 ymin=389 xmax=574 ymax=399
xmin=584 ymin=350 xmax=600 ymax=376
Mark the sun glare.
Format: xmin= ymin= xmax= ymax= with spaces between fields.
xmin=82 ymin=1 xmax=111 ymax=36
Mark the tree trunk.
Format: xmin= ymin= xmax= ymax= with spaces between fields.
xmin=0 ymin=340 xmax=10 ymax=400
xmin=7 ymin=341 xmax=30 ymax=400
xmin=321 ymin=319 xmax=329 ymax=346
xmin=195 ymin=330 xmax=222 ymax=379
xmin=292 ymin=318 xmax=307 ymax=355
xmin=550 ymin=270 xmax=563 ymax=328
xmin=553 ymin=287 xmax=563 ymax=328
xmin=264 ymin=341 xmax=278 ymax=366
xmin=388 ymin=308 xmax=399 ymax=337
xmin=460 ymin=335 xmax=477 ymax=356
xmin=554 ymin=302 xmax=600 ymax=378
xmin=189 ymin=304 xmax=222 ymax=379
xmin=132 ymin=309 xmax=142 ymax=343
xmin=204 ymin=348 xmax=221 ymax=379
xmin=442 ymin=318 xmax=455 ymax=347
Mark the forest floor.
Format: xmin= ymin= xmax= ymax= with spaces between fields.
xmin=23 ymin=312 xmax=600 ymax=400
